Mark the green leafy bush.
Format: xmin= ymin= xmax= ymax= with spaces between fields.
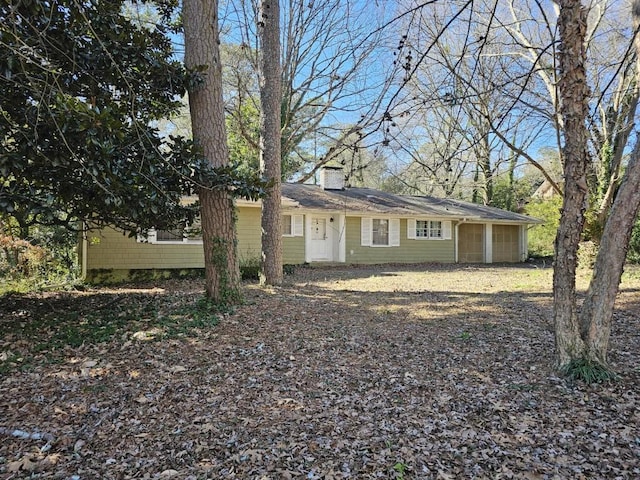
xmin=524 ymin=197 xmax=562 ymax=258
xmin=0 ymin=220 xmax=79 ymax=293
xmin=239 ymin=255 xmax=261 ymax=280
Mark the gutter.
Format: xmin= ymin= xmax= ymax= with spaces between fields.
xmin=235 ymin=197 xmax=300 ymax=208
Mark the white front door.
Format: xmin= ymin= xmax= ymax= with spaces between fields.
xmin=310 ymin=217 xmax=330 ymax=260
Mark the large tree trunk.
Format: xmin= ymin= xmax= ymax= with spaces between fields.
xmin=553 ymin=0 xmax=590 ymax=369
xmin=183 ymin=0 xmax=241 ymax=304
xmin=577 ymin=0 xmax=640 ymax=366
xmin=258 ymin=0 xmax=283 ymax=286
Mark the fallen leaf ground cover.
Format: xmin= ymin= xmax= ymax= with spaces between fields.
xmin=1 ymin=263 xmax=639 ymax=479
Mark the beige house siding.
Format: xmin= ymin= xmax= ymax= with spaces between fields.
xmin=492 ymin=225 xmax=520 ymax=263
xmin=344 ymin=216 xmax=455 ymax=264
xmin=237 ymin=207 xmax=305 ymax=264
xmin=86 ymin=227 xmax=204 ymax=271
xmin=85 ymin=206 xmax=262 ymax=275
xmin=283 ymin=236 xmax=305 ymax=264
xmin=236 ymin=206 xmax=262 ymax=261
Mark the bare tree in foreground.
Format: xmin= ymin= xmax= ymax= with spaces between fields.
xmin=371 ymin=0 xmax=640 ymax=379
xmin=225 ymin=0 xmax=390 ymax=180
xmin=554 ymin=0 xmax=640 ymax=378
xmin=553 ymin=0 xmax=592 ymax=371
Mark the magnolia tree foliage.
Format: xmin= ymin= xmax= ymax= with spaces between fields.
xmin=0 ymin=0 xmax=265 ymax=240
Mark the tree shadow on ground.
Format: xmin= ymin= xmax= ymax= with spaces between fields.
xmin=2 ymin=265 xmax=640 ymax=479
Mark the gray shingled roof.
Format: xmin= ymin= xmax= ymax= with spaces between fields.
xmin=281 ymin=184 xmax=539 ymax=224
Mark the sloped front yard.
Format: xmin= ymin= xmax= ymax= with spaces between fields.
xmin=1 ymin=264 xmax=640 ymax=479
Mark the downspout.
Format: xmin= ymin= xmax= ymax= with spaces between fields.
xmin=81 ymin=223 xmax=88 ymax=280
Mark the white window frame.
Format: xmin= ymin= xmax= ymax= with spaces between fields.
xmin=372 ymin=218 xmax=389 ymax=246
xmin=139 ymin=224 xmax=203 ymax=245
xmin=361 ymin=217 xmax=400 ymax=247
xmin=283 ymin=214 xmax=304 ymax=237
xmin=407 ymin=219 xmax=452 ymax=240
xmin=415 ymin=220 xmax=430 ymax=238
xmin=429 ymin=220 xmax=443 ymax=239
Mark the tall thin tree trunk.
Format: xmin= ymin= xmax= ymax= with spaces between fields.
xmin=507 ymin=153 xmax=518 ymax=211
xmin=553 ymin=0 xmax=590 ymax=369
xmin=594 ymin=84 xmax=640 ymax=235
xmin=479 ymin=134 xmax=492 ymax=205
xmin=184 ymin=0 xmax=241 ymax=303
xmin=472 ymin=164 xmax=480 ymax=203
xmin=578 ymin=0 xmax=640 ymax=366
xmin=259 ymin=0 xmax=283 ymax=285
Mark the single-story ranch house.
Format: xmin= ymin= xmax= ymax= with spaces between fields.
xmin=80 ymin=168 xmax=540 ymax=282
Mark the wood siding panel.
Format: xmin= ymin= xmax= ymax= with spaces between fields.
xmin=492 ymin=225 xmax=520 ymax=263
xmin=345 ymin=217 xmax=455 ymax=264
xmin=459 ymin=224 xmax=484 ymax=263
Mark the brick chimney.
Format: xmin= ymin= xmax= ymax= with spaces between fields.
xmin=319 ymin=166 xmax=345 ymax=190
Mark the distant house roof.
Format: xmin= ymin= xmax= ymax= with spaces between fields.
xmin=532 ymin=179 xmax=563 ymax=199
xmin=280 ymin=184 xmax=539 ymax=224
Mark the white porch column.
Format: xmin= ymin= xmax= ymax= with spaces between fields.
xmin=304 ymin=214 xmax=312 ymax=263
xmin=484 ymin=223 xmax=493 ymax=263
xmin=338 ymin=214 xmax=346 ymax=262
xmin=454 ymin=222 xmax=460 ymax=263
xmin=520 ymin=225 xmax=528 ymax=262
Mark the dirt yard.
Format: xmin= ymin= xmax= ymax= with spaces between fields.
xmin=1 ymin=263 xmax=639 ymax=479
